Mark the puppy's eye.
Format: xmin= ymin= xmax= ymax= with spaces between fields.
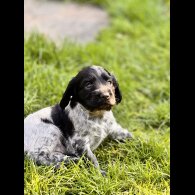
xmin=86 ymin=82 xmax=91 ymax=85
xmin=107 ymin=80 xmax=112 ymax=84
xmin=85 ymin=81 xmax=93 ymax=88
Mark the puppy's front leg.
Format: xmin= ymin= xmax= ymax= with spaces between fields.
xmin=108 ymin=122 xmax=133 ymax=142
xmin=85 ymin=145 xmax=106 ymax=176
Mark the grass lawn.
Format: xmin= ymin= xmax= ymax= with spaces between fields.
xmin=24 ymin=0 xmax=170 ymax=194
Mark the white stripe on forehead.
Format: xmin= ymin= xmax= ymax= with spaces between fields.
xmin=90 ymin=65 xmax=104 ymax=76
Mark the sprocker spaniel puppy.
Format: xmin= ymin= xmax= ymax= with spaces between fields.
xmin=24 ymin=65 xmax=132 ymax=175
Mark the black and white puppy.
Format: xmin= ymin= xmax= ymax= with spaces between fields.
xmin=24 ymin=65 xmax=132 ymax=175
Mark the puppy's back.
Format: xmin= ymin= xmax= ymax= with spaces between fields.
xmin=24 ymin=107 xmax=62 ymax=153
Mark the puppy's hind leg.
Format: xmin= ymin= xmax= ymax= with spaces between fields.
xmin=30 ymin=151 xmax=79 ymax=168
xmin=85 ymin=145 xmax=106 ymax=176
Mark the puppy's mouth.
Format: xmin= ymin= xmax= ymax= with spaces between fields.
xmin=87 ymin=101 xmax=113 ymax=112
xmin=90 ymin=105 xmax=112 ymax=114
xmin=81 ymin=94 xmax=116 ymax=112
xmin=94 ymin=96 xmax=116 ymax=111
xmin=98 ymin=102 xmax=114 ymax=111
xmin=101 ymin=105 xmax=112 ymax=111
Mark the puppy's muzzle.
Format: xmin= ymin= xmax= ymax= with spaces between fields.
xmin=95 ymin=87 xmax=116 ymax=106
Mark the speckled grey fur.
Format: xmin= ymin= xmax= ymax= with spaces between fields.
xmin=24 ymin=66 xmax=133 ymax=174
xmin=24 ymin=103 xmax=132 ymax=168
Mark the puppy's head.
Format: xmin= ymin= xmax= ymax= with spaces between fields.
xmin=59 ymin=65 xmax=122 ymax=112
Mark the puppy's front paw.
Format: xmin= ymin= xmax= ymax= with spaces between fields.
xmin=126 ymin=131 xmax=133 ymax=139
xmin=116 ymin=130 xmax=133 ymax=142
xmin=64 ymin=156 xmax=80 ymax=165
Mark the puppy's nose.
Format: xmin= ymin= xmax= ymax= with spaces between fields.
xmin=100 ymin=93 xmax=110 ymax=100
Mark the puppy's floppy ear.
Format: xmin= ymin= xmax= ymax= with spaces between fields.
xmin=111 ymin=74 xmax=122 ymax=104
xmin=59 ymin=77 xmax=76 ymax=109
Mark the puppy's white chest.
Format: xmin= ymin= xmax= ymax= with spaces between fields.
xmin=87 ymin=122 xmax=107 ymax=150
xmin=68 ymin=103 xmax=113 ymax=151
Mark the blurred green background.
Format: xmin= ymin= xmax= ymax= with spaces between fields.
xmin=24 ymin=0 xmax=170 ymax=194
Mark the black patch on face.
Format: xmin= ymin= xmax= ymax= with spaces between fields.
xmin=100 ymin=72 xmax=111 ymax=81
xmin=75 ymin=67 xmax=114 ymax=111
xmin=59 ymin=66 xmax=122 ymax=112
xmin=51 ymin=104 xmax=75 ymax=138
